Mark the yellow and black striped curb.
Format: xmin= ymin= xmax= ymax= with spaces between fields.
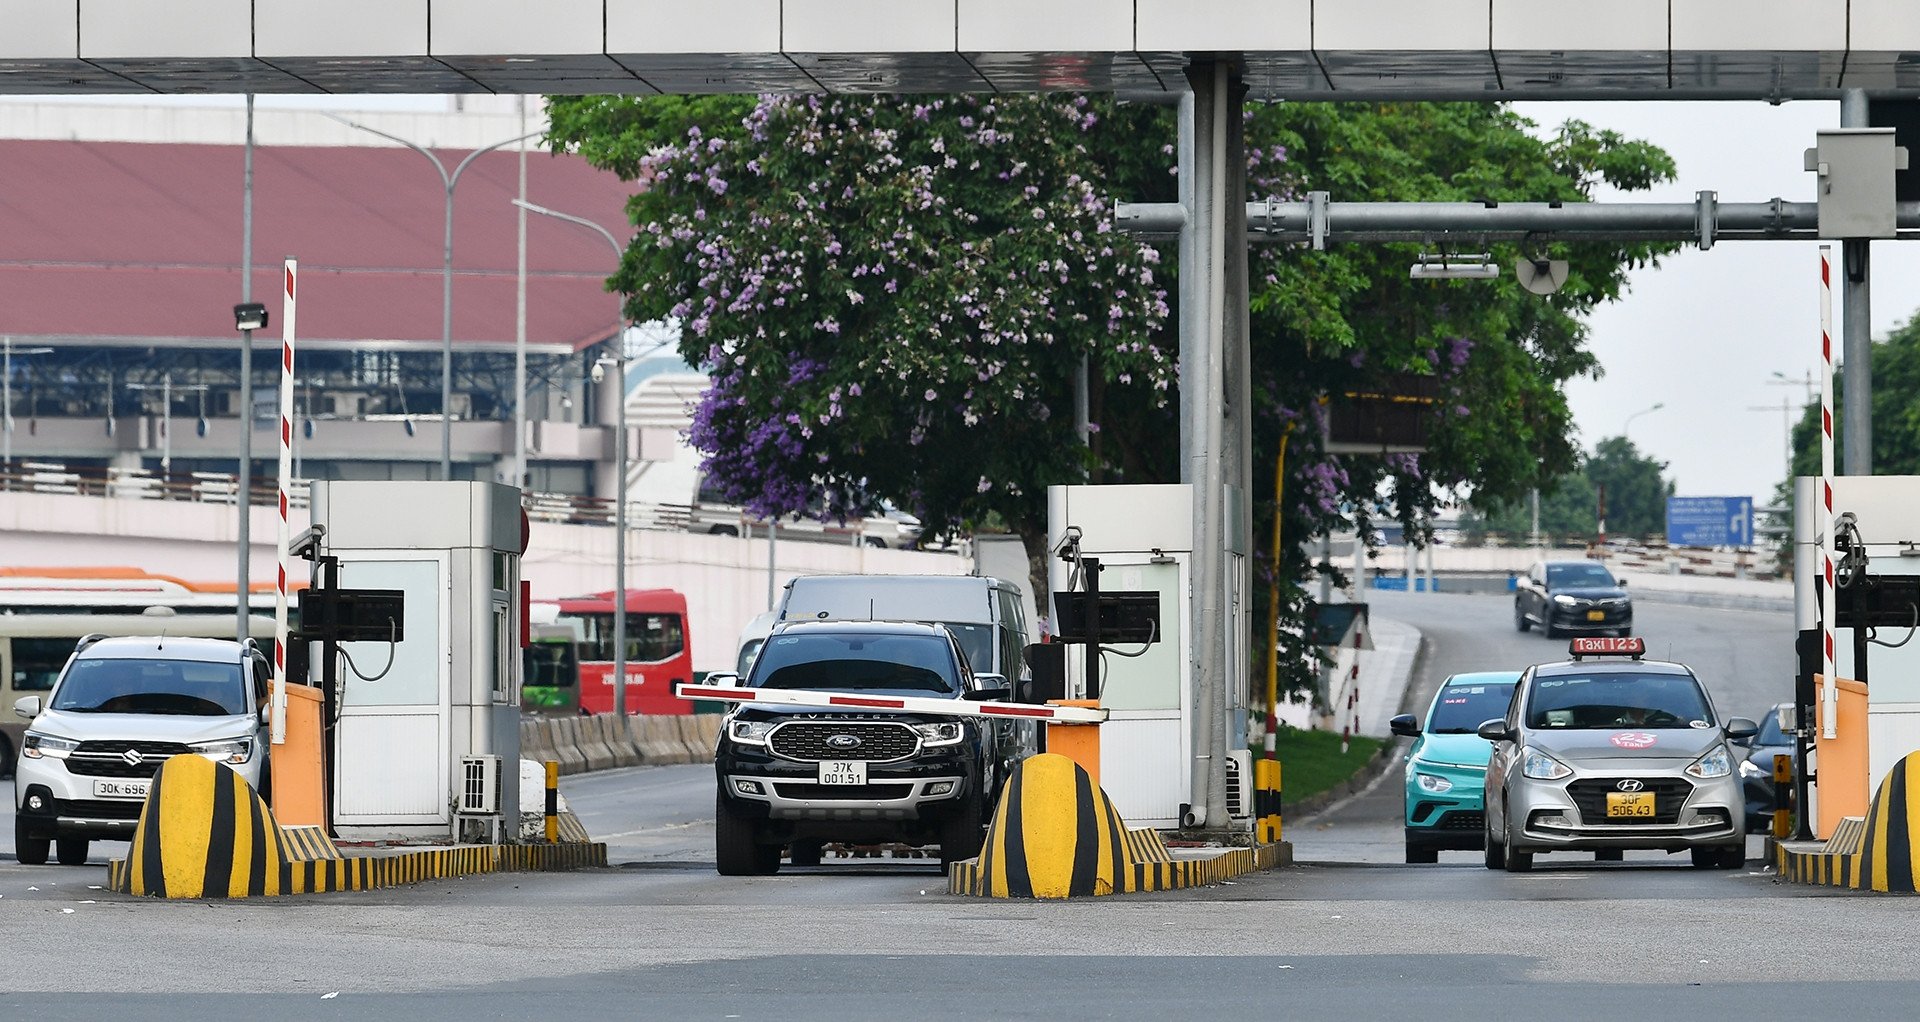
xmin=103 ymin=755 xmax=606 ymax=899
xmin=1772 ymin=750 xmax=1920 ymax=894
xmin=1254 ymin=757 xmax=1282 ymax=844
xmin=948 ymin=753 xmax=1289 ymax=898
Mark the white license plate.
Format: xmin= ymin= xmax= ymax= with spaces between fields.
xmin=816 ymin=760 xmax=868 ymax=785
xmin=93 ymin=778 xmax=150 ymax=800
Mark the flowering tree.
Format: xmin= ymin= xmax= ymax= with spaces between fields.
xmin=548 ymin=95 xmax=1674 ymax=696
xmin=552 ymin=94 xmax=1173 ymax=552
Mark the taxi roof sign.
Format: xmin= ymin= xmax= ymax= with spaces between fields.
xmin=1569 ymin=636 xmax=1645 ymax=660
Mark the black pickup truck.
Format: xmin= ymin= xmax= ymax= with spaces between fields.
xmin=708 ymin=619 xmax=1020 ymax=874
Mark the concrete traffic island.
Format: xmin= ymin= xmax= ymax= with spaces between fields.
xmin=1771 ymin=750 xmax=1920 ymax=894
xmin=105 ymin=755 xmax=605 ymax=898
xmin=948 ymin=753 xmax=1290 ymax=898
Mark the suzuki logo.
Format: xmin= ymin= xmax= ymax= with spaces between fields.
xmin=825 ymin=734 xmax=863 ymax=750
xmin=122 ymin=749 xmax=144 ymax=767
xmin=1615 ymin=778 xmax=1645 ymax=792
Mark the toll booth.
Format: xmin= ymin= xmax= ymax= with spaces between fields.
xmin=308 ymin=480 xmax=523 ymax=843
xmin=1046 ymin=483 xmax=1251 ymax=831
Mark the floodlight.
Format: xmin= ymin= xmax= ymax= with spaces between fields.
xmin=234 ymin=302 xmax=270 ymax=332
xmin=1410 ymin=253 xmax=1499 ymax=280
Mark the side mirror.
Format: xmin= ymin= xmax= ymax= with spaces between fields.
xmin=1388 ymin=713 xmax=1421 ymax=738
xmin=703 ymin=672 xmax=742 ymax=689
xmin=1724 ymin=716 xmax=1759 ymax=741
xmin=14 ymin=696 xmax=41 ymax=719
xmin=1477 ymin=718 xmax=1513 ymax=743
xmin=964 ymin=688 xmax=1012 ymax=702
xmin=1616 ymin=578 xmax=1629 ymax=588
xmin=258 ymin=705 xmax=271 ymax=727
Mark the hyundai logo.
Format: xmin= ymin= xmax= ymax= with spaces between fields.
xmin=122 ymin=749 xmax=144 ymax=767
xmin=1615 ymin=778 xmax=1645 ymax=792
xmin=825 ymin=734 xmax=863 ymax=750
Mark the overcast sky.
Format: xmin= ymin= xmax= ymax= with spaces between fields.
xmin=15 ymin=94 xmax=1899 ymax=504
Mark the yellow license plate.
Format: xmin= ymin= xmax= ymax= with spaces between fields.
xmin=1586 ymin=610 xmax=1606 ymax=621
xmin=1606 ymin=792 xmax=1656 ymax=818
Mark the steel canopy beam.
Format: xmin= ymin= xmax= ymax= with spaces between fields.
xmin=1114 ymin=195 xmax=1920 ymax=244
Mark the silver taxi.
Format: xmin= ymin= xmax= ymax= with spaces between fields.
xmin=1480 ymin=637 xmax=1757 ymax=872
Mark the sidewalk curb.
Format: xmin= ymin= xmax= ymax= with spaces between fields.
xmin=1290 ymin=627 xmax=1427 ymax=824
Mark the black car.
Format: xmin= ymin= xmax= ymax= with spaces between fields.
xmin=707 ymin=620 xmax=1016 ymax=875
xmin=1738 ymin=703 xmax=1796 ymax=833
xmin=1513 ymin=560 xmax=1633 ymax=638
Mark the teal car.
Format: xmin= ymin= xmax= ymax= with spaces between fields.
xmin=1388 ymin=671 xmax=1521 ymax=863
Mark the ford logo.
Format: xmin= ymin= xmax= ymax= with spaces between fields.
xmin=1615 ymin=778 xmax=1645 ymax=792
xmin=825 ymin=734 xmax=863 ymax=750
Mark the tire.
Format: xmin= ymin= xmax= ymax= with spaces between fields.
xmin=714 ymin=795 xmax=777 ymax=876
xmin=1405 ymin=842 xmax=1439 ymax=864
xmin=1503 ymin=840 xmax=1534 ymax=873
xmin=1483 ymin=819 xmax=1506 ymax=870
xmin=708 ymin=525 xmax=740 ymax=537
xmin=939 ymin=796 xmax=986 ymax=868
xmin=1514 ymin=603 xmax=1532 ymax=633
xmin=14 ymin=818 xmax=49 ymax=866
xmin=863 ymin=537 xmax=887 ymax=549
xmin=1691 ymin=844 xmax=1744 ymax=870
xmin=789 ymin=841 xmax=823 ymax=867
xmin=1716 ymin=844 xmax=1746 ymax=870
xmin=1541 ymin=618 xmax=1559 ymax=640
xmin=56 ymin=837 xmax=88 ymax=867
xmin=1595 ymin=848 xmax=1625 ymax=862
xmin=0 ymin=736 xmax=14 ymax=781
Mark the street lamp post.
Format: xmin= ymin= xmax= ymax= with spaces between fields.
xmin=125 ymin=373 xmax=210 ymax=478
xmin=513 ymin=198 xmax=631 ymax=720
xmin=3 ymin=337 xmax=54 ymax=489
xmin=1622 ymin=401 xmax=1664 ymax=441
xmin=323 ymin=113 xmax=539 ymax=481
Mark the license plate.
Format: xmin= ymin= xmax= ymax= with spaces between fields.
xmin=1586 ymin=610 xmax=1606 ymax=621
xmin=94 ymin=778 xmax=151 ymax=800
xmin=816 ymin=760 xmax=867 ymax=785
xmin=1606 ymin=792 xmax=1655 ymax=818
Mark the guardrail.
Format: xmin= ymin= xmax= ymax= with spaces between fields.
xmin=521 ymin=712 xmax=725 ymax=775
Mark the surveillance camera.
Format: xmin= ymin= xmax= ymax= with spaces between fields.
xmin=233 ymin=302 xmax=269 ymax=332
xmin=590 ymin=362 xmax=606 ymax=384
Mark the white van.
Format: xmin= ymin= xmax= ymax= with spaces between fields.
xmin=775 ymin=574 xmax=1036 ymax=693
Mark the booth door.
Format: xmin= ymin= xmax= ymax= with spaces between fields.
xmin=330 ymin=553 xmax=450 ymax=828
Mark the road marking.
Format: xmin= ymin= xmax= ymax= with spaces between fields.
xmin=596 ymin=821 xmax=706 ymax=840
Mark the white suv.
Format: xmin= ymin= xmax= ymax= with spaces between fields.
xmin=13 ymin=635 xmax=271 ymax=866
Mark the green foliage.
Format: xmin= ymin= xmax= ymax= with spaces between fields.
xmin=545 ymin=94 xmax=1677 ymax=701
xmin=1463 ymin=437 xmax=1674 ymax=542
xmin=1272 ymin=727 xmax=1385 ymax=803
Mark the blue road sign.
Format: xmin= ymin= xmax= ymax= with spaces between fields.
xmin=1666 ymin=496 xmax=1754 ymax=547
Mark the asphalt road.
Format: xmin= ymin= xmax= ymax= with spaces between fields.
xmin=9 ymin=590 xmax=1916 ymax=1020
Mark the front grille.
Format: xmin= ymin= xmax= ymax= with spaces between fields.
xmin=1433 ymin=810 xmax=1485 ymax=831
xmin=772 ymin=783 xmax=914 ymax=801
xmin=59 ymin=799 xmax=146 ymax=821
xmin=769 ymin=721 xmax=919 ymax=762
xmin=67 ymin=740 xmax=191 ymax=778
xmin=1567 ymin=777 xmax=1693 ymax=825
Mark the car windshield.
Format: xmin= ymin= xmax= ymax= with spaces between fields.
xmin=1526 ymin=671 xmax=1713 ymax=730
xmin=1427 ymin=682 xmax=1517 ymax=733
xmin=751 ymin=631 xmax=960 ymax=695
xmin=51 ymin=657 xmax=248 ymax=716
xmin=1547 ymin=563 xmax=1616 ymax=588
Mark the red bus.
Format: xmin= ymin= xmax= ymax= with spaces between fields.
xmin=546 ymin=589 xmax=694 ymax=716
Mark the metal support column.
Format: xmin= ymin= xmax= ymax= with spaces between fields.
xmin=1840 ymin=89 xmax=1874 ymax=476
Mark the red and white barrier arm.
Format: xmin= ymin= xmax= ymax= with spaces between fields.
xmin=673 ymin=683 xmax=1109 ymax=723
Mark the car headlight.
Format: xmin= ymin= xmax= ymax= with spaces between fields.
xmin=192 ymin=736 xmax=254 ymax=765
xmin=1415 ymin=772 xmax=1454 ymax=794
xmin=1687 ymin=745 xmax=1733 ymax=779
xmin=728 ymin=720 xmax=775 ymax=746
xmin=913 ymin=721 xmax=964 ymax=747
xmin=1739 ymin=758 xmax=1766 ymax=780
xmin=21 ymin=733 xmax=79 ymax=760
xmin=1520 ymin=747 xmax=1574 ymax=780
xmin=1552 ymin=594 xmax=1579 ymax=607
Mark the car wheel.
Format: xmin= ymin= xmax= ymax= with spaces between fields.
xmin=1595 ymin=848 xmax=1625 ymax=862
xmin=708 ymin=525 xmax=740 ymax=538
xmin=1541 ymin=618 xmax=1559 ymax=640
xmin=1514 ymin=603 xmax=1531 ymax=633
xmin=864 ymin=537 xmax=887 ymax=549
xmin=789 ymin=840 xmax=824 ymax=867
xmin=1716 ymin=844 xmax=1746 ymax=870
xmin=1690 ymin=845 xmax=1745 ymax=870
xmin=714 ymin=794 xmax=777 ymax=876
xmin=0 ymin=735 xmax=14 ymax=781
xmin=1503 ymin=838 xmax=1534 ymax=873
xmin=14 ymin=818 xmax=49 ymax=866
xmin=1483 ymin=818 xmax=1505 ymax=870
xmin=939 ymin=795 xmax=986 ymax=868
xmin=1405 ymin=842 xmax=1439 ymax=865
xmin=56 ymin=837 xmax=88 ymax=867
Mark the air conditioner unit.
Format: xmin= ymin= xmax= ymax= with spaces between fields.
xmin=1224 ymin=749 xmax=1253 ymax=820
xmin=457 ymin=754 xmax=501 ymax=815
